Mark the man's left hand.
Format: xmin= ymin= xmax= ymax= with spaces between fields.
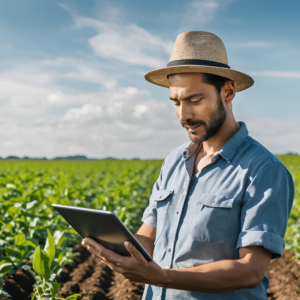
xmin=81 ymin=238 xmax=166 ymax=285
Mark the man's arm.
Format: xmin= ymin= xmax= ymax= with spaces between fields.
xmin=82 ymin=229 xmax=272 ymax=293
xmin=161 ymin=246 xmax=272 ymax=293
xmin=133 ymin=223 xmax=272 ymax=292
xmin=134 ymin=223 xmax=156 ymax=257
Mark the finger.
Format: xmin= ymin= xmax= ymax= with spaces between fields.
xmin=124 ymin=241 xmax=147 ymax=263
xmin=100 ymin=258 xmax=114 ymax=270
xmin=84 ymin=238 xmax=125 ymax=266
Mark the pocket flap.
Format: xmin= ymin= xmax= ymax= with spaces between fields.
xmin=154 ymin=190 xmax=173 ymax=201
xmin=198 ymin=193 xmax=234 ymax=208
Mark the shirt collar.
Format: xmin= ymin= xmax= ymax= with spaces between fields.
xmin=183 ymin=142 xmax=200 ymax=161
xmin=218 ymin=121 xmax=248 ymax=163
xmin=182 ymin=121 xmax=248 ymax=163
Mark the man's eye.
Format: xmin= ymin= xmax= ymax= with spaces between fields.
xmin=174 ymin=101 xmax=180 ymax=106
xmin=191 ymin=98 xmax=203 ymax=104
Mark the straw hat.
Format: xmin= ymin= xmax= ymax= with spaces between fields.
xmin=144 ymin=31 xmax=254 ymax=92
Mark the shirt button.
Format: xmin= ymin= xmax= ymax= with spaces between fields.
xmin=168 ymin=248 xmax=171 ymax=252
xmin=164 ymin=266 xmax=170 ymax=269
xmin=212 ymin=200 xmax=215 ymax=205
xmin=157 ymin=296 xmax=161 ymax=300
xmin=176 ymin=211 xmax=179 ymax=214
xmin=183 ymin=190 xmax=187 ymax=196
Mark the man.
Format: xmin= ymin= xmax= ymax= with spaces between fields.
xmin=82 ymin=31 xmax=294 ymax=299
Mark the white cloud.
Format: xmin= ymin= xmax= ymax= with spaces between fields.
xmin=0 ymin=57 xmax=119 ymax=117
xmin=180 ymin=0 xmax=232 ymax=30
xmin=74 ymin=16 xmax=173 ymax=68
xmin=0 ymin=84 xmax=188 ymax=159
xmin=249 ymin=71 xmax=300 ymax=79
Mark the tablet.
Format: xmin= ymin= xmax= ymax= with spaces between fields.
xmin=52 ymin=204 xmax=153 ymax=262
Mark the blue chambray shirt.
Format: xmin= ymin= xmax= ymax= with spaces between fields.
xmin=141 ymin=121 xmax=294 ymax=300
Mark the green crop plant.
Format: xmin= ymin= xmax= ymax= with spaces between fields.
xmin=0 ymin=159 xmax=162 ymax=296
xmin=31 ymin=229 xmax=80 ymax=300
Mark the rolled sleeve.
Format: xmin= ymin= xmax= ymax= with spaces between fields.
xmin=141 ymin=161 xmax=165 ymax=228
xmin=237 ymin=162 xmax=295 ymax=258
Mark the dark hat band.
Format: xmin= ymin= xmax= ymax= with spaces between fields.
xmin=167 ymin=59 xmax=230 ymax=69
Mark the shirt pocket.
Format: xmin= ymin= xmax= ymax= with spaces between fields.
xmin=189 ymin=193 xmax=234 ymax=243
xmin=154 ymin=189 xmax=173 ymax=245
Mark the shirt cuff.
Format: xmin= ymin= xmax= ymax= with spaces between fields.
xmin=141 ymin=216 xmax=157 ymax=228
xmin=236 ymin=230 xmax=285 ymax=259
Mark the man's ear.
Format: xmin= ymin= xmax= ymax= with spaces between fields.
xmin=223 ymin=80 xmax=235 ymax=104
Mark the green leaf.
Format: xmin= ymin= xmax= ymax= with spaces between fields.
xmin=60 ymin=197 xmax=70 ymax=206
xmin=0 ymin=288 xmax=11 ymax=297
xmin=43 ymin=229 xmax=55 ymax=268
xmin=26 ymin=200 xmax=39 ymax=210
xmin=65 ymin=294 xmax=81 ymax=300
xmin=50 ymin=282 xmax=61 ymax=298
xmin=57 ymin=252 xmax=64 ymax=264
xmin=22 ymin=240 xmax=37 ymax=248
xmin=33 ymin=246 xmax=51 ymax=280
xmin=7 ymin=246 xmax=24 ymax=260
xmin=15 ymin=232 xmax=26 ymax=246
xmin=0 ymin=262 xmax=13 ymax=273
xmin=53 ymin=230 xmax=64 ymax=246
xmin=49 ymin=273 xmax=56 ymax=281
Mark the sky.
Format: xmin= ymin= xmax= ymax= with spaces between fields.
xmin=0 ymin=0 xmax=299 ymax=159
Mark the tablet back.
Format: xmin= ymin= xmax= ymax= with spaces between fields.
xmin=52 ymin=204 xmax=152 ymax=261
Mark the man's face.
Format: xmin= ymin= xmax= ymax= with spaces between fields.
xmin=168 ymin=73 xmax=227 ymax=143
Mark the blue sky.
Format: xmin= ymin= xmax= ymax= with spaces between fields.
xmin=0 ymin=0 xmax=299 ymax=158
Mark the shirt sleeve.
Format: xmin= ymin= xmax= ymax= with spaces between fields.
xmin=236 ymin=162 xmax=295 ymax=259
xmin=141 ymin=161 xmax=165 ymax=228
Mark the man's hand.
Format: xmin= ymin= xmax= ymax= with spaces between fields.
xmin=81 ymin=238 xmax=166 ymax=285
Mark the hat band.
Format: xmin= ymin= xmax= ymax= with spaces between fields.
xmin=167 ymin=59 xmax=230 ymax=69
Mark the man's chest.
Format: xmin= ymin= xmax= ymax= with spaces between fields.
xmin=154 ymin=159 xmax=248 ymax=246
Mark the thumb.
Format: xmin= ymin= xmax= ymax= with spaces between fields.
xmin=124 ymin=241 xmax=147 ymax=262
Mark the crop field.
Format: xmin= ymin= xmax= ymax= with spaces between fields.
xmin=0 ymin=156 xmax=300 ymax=300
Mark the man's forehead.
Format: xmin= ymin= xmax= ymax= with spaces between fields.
xmin=168 ymin=73 xmax=208 ymax=99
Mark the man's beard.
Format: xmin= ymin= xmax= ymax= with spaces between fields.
xmin=180 ymin=94 xmax=227 ymax=143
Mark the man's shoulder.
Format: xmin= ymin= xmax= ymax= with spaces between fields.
xmin=240 ymin=135 xmax=286 ymax=173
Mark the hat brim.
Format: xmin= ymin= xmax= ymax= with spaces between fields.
xmin=144 ymin=65 xmax=254 ymax=92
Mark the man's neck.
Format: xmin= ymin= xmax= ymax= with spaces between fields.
xmin=201 ymin=117 xmax=240 ymax=158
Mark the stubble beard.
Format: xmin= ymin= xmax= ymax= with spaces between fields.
xmin=183 ymin=94 xmax=227 ymax=144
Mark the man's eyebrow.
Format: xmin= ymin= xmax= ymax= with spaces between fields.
xmin=169 ymin=93 xmax=205 ymax=101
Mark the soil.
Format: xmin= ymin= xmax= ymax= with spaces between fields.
xmin=266 ymin=250 xmax=300 ymax=300
xmin=1 ymin=248 xmax=300 ymax=300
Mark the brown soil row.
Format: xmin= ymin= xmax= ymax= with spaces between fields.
xmin=1 ymin=248 xmax=300 ymax=300
xmin=55 ymin=245 xmax=144 ymax=300
xmin=266 ymin=250 xmax=300 ymax=300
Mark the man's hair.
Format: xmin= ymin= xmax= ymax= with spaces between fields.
xmin=202 ymin=73 xmax=230 ymax=94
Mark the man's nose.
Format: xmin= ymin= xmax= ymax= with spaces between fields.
xmin=179 ymin=102 xmax=193 ymax=122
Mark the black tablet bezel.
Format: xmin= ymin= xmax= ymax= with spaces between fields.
xmin=52 ymin=204 xmax=153 ymax=262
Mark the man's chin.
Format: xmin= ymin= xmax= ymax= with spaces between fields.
xmin=188 ymin=132 xmax=203 ymax=143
